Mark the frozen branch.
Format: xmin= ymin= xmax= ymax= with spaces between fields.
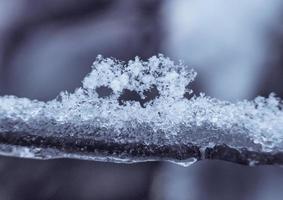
xmin=0 ymin=55 xmax=282 ymax=166
xmin=0 ymin=126 xmax=283 ymax=166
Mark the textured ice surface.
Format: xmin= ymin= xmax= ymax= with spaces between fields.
xmin=0 ymin=55 xmax=282 ymax=165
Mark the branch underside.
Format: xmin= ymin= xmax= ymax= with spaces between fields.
xmin=0 ymin=131 xmax=282 ymax=166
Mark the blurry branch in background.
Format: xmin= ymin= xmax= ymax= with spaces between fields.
xmin=0 ymin=0 xmax=162 ymax=99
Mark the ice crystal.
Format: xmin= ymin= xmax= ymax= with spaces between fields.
xmin=0 ymin=54 xmax=282 ymax=162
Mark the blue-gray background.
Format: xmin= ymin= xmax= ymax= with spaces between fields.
xmin=0 ymin=0 xmax=283 ymax=199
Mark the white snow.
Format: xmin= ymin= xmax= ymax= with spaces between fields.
xmin=0 ymin=55 xmax=282 ymax=152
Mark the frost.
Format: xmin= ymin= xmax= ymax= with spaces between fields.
xmin=83 ymin=55 xmax=196 ymax=98
xmin=0 ymin=55 xmax=282 ymax=165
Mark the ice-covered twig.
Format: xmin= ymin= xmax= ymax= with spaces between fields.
xmin=0 ymin=55 xmax=282 ymax=166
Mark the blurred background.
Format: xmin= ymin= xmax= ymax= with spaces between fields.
xmin=0 ymin=0 xmax=283 ymax=199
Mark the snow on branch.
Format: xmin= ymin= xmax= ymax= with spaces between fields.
xmin=0 ymin=55 xmax=282 ymax=166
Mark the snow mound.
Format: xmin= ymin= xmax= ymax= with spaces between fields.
xmin=0 ymin=55 xmax=282 ymax=152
